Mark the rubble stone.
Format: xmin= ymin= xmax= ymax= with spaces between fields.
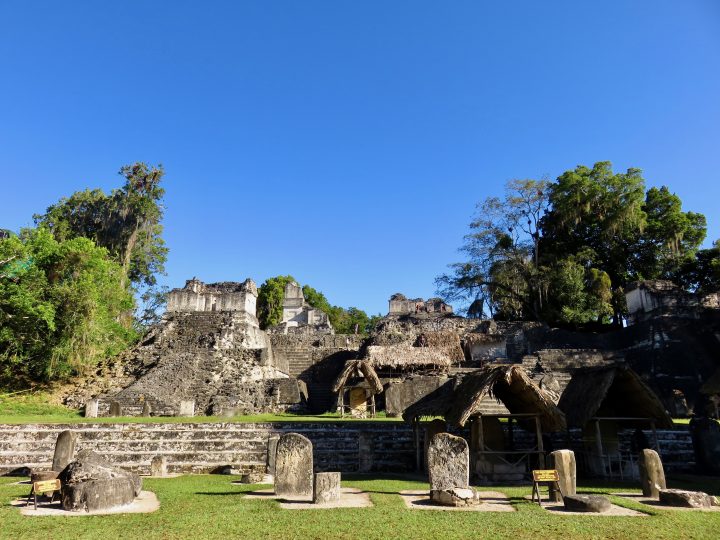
xmin=659 ymin=489 xmax=718 ymax=508
xmin=58 ymin=450 xmax=142 ymax=512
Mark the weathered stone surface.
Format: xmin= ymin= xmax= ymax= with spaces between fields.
xmin=639 ymin=449 xmax=666 ymax=498
xmin=423 ymin=419 xmax=447 ymax=469
xmin=52 ymin=430 xmax=77 ymax=472
xmin=563 ymin=494 xmax=611 ymax=513
xmin=178 ymin=400 xmax=195 ymax=417
xmin=141 ymin=402 xmax=152 ymax=417
xmin=109 ymin=401 xmax=121 ymax=416
xmin=150 ymin=455 xmax=167 ymax=477
xmin=240 ymin=472 xmax=265 ymax=484
xmin=31 ymin=470 xmax=59 ymax=483
xmin=430 ymin=488 xmax=481 ymax=507
xmin=549 ymin=449 xmax=576 ymax=501
xmin=690 ymin=417 xmax=720 ymax=475
xmin=58 ymin=450 xmax=142 ymax=512
xmin=266 ymin=435 xmax=280 ymax=476
xmin=659 ymin=489 xmax=719 ymax=508
xmin=427 ymin=433 xmax=469 ymax=491
xmin=313 ymin=472 xmax=341 ymax=504
xmin=275 ymin=433 xmax=313 ymax=499
xmin=385 ymin=376 xmax=452 ymax=417
xmin=84 ymin=399 xmax=99 ymax=418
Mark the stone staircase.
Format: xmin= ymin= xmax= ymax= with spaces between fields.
xmin=0 ymin=422 xmax=417 ymax=476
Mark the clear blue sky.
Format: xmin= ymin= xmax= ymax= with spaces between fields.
xmin=2 ymin=1 xmax=719 ymax=316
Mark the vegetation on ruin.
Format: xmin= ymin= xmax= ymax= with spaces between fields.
xmin=0 ymin=229 xmax=136 ymax=387
xmin=438 ymin=161 xmax=719 ymax=327
xmin=1 ymin=474 xmax=719 ymax=539
xmin=0 ymin=164 xmax=167 ymax=389
xmin=256 ymin=275 xmax=381 ymax=333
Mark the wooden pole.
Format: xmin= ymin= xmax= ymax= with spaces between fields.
xmin=595 ymin=419 xmax=605 ymax=477
xmin=535 ymin=416 xmax=545 ymax=468
xmin=414 ymin=418 xmax=421 ymax=471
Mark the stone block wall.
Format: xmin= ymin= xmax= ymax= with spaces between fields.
xmin=0 ymin=422 xmax=416 ymax=476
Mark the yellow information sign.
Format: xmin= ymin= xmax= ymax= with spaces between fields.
xmin=532 ymin=469 xmax=559 ymax=482
xmin=33 ymin=479 xmax=61 ymax=494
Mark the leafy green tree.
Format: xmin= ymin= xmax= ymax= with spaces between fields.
xmin=636 ymin=186 xmax=707 ymax=280
xmin=35 ymin=163 xmax=167 ymax=288
xmin=257 ymin=275 xmax=296 ymax=329
xmin=0 ymin=228 xmax=136 ymax=386
xmin=440 ymin=161 xmax=707 ymax=327
xmin=676 ymin=239 xmax=720 ymax=295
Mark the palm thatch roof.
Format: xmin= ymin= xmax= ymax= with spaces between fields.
xmin=363 ymin=344 xmax=457 ymax=368
xmin=403 ymin=365 xmax=566 ymax=432
xmin=557 ymin=365 xmax=673 ymax=429
xmin=332 ymin=360 xmax=383 ymax=394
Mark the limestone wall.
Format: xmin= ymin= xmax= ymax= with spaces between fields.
xmin=0 ymin=422 xmax=416 ymax=476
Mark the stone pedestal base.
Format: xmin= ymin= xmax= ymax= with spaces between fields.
xmin=563 ymin=494 xmax=611 ymax=513
xmin=313 ymin=472 xmax=341 ymax=504
xmin=430 ymin=488 xmax=481 ymax=507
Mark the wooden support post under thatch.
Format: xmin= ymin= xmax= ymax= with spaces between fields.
xmin=535 ymin=416 xmax=545 ymax=468
xmin=477 ymin=415 xmax=485 ymax=452
xmin=370 ymin=393 xmax=376 ymax=418
xmin=595 ymin=419 xmax=605 ymax=476
xmin=413 ymin=419 xmax=421 ymax=471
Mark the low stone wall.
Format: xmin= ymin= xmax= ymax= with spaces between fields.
xmin=0 ymin=422 xmax=416 ymax=476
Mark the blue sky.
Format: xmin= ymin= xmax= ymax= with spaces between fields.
xmin=2 ymin=1 xmax=719 ymax=316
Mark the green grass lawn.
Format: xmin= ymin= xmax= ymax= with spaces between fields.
xmin=0 ymin=392 xmax=404 ymax=424
xmin=2 ymin=474 xmax=719 ymax=540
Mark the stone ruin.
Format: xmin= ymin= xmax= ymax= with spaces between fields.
xmin=58 ymin=450 xmax=142 ymax=512
xmin=63 ymin=277 xmax=720 ymax=431
xmin=271 ymin=281 xmax=333 ymax=335
xmin=427 ymin=433 xmax=480 ymax=506
xmin=85 ymin=278 xmax=308 ymax=417
xmin=274 ymin=433 xmax=314 ymax=499
xmin=388 ymin=293 xmax=453 ymax=316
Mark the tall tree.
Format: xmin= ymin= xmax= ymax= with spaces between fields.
xmin=539 ymin=162 xmax=647 ymax=323
xmin=636 ymin=186 xmax=707 ymax=280
xmin=436 ymin=178 xmax=549 ymax=320
xmin=35 ymin=163 xmax=167 ymax=288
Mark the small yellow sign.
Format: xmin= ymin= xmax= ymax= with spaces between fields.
xmin=532 ymin=469 xmax=559 ymax=482
xmin=33 ymin=479 xmax=61 ymax=494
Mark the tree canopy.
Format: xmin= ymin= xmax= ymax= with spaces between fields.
xmin=438 ymin=161 xmax=709 ymax=327
xmin=35 ymin=163 xmax=167 ymax=288
xmin=0 ymin=228 xmax=136 ymax=386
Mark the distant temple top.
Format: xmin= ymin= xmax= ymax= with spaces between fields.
xmin=167 ymin=277 xmax=258 ymax=314
xmin=388 ymin=293 xmax=453 ymax=316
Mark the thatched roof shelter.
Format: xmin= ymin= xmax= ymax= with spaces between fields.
xmin=332 ymin=360 xmax=383 ymax=394
xmin=363 ymin=344 xmax=458 ymax=369
xmin=557 ymin=365 xmax=673 ymax=429
xmin=403 ymin=365 xmax=566 ymax=432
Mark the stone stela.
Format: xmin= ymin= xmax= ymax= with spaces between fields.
xmin=274 ymin=433 xmax=314 ymax=500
